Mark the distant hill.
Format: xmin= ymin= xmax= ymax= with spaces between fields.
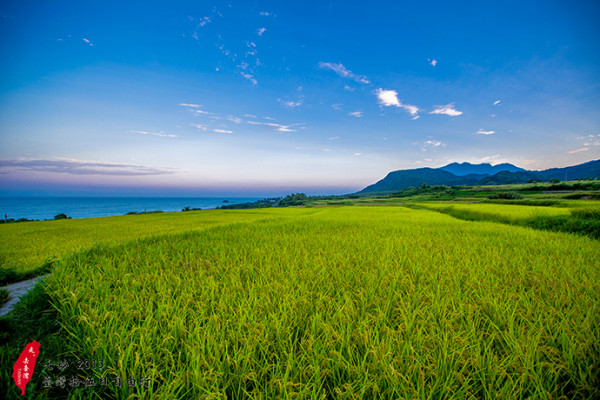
xmin=357 ymin=159 xmax=599 ymax=195
xmin=439 ymin=162 xmax=524 ymax=176
xmin=537 ymin=159 xmax=600 ymax=180
xmin=477 ymin=171 xmax=544 ymax=185
xmin=358 ymin=168 xmax=484 ymax=194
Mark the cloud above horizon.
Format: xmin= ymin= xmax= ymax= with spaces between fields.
xmin=0 ymin=158 xmax=178 ymax=176
xmin=247 ymin=120 xmax=296 ymax=132
xmin=133 ymin=130 xmax=177 ymax=138
xmin=475 ymin=129 xmax=495 ymax=135
xmin=318 ymin=62 xmax=370 ymax=84
xmin=567 ymin=148 xmax=588 ymax=154
xmin=375 ymin=89 xmax=420 ymax=117
xmin=429 ymin=104 xmax=463 ymax=116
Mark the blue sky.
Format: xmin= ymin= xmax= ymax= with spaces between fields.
xmin=1 ymin=0 xmax=599 ymax=196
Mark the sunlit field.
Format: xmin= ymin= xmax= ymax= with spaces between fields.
xmin=412 ymin=203 xmax=571 ymax=223
xmin=0 ymin=208 xmax=310 ymax=277
xmin=7 ymin=206 xmax=594 ymax=399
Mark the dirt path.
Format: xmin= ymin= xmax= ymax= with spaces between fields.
xmin=0 ymin=275 xmax=50 ymax=317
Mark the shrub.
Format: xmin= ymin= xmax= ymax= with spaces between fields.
xmin=488 ymin=192 xmax=523 ymax=200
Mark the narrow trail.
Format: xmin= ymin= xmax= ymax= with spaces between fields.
xmin=0 ymin=274 xmax=50 ymax=317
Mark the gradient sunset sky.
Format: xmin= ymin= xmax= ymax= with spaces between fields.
xmin=1 ymin=1 xmax=599 ymax=196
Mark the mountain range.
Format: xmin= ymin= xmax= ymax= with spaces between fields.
xmin=358 ymin=159 xmax=600 ymax=195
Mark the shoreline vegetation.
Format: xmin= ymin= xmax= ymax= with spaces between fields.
xmin=1 ymin=180 xmax=599 ymax=399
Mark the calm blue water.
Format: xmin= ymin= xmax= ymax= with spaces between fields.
xmin=0 ymin=197 xmax=263 ymax=221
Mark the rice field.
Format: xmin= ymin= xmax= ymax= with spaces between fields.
xmin=412 ymin=203 xmax=571 ymax=223
xmin=16 ymin=206 xmax=598 ymax=399
xmin=0 ymin=208 xmax=311 ymax=276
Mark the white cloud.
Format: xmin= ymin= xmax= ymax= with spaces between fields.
xmin=179 ymin=103 xmax=202 ymax=108
xmin=195 ymin=110 xmax=212 ymax=115
xmin=429 ymin=58 xmax=437 ymax=67
xmin=257 ymin=27 xmax=266 ymax=36
xmin=191 ymin=124 xmax=232 ymax=134
xmin=278 ymin=98 xmax=303 ymax=108
xmin=331 ymin=104 xmax=343 ymax=111
xmin=241 ymin=73 xmax=257 ymax=86
xmin=198 ymin=16 xmax=211 ymax=27
xmin=425 ymin=140 xmax=442 ymax=147
xmin=244 ymin=114 xmax=257 ymax=118
xmin=82 ymin=38 xmax=93 ymax=46
xmin=583 ymin=134 xmax=600 ymax=146
xmin=328 ymin=136 xmax=340 ymax=140
xmin=191 ymin=124 xmax=208 ymax=131
xmin=247 ymin=120 xmax=295 ymax=132
xmin=475 ymin=129 xmax=495 ymax=135
xmin=353 ymin=152 xmax=362 ymax=156
xmin=375 ymin=89 xmax=420 ymax=116
xmin=493 ymin=100 xmax=501 ymax=106
xmin=567 ymin=148 xmax=588 ymax=154
xmin=429 ymin=103 xmax=463 ymax=117
xmin=348 ymin=111 xmax=363 ymax=117
xmin=318 ymin=62 xmax=370 ymax=84
xmin=132 ymin=130 xmax=177 ymax=138
xmin=259 ymin=11 xmax=272 ymax=16
xmin=226 ymin=116 xmax=242 ymax=124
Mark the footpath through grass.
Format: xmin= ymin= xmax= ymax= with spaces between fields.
xmin=1 ymin=206 xmax=596 ymax=399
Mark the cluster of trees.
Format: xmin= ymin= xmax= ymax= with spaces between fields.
xmin=218 ymin=198 xmax=281 ymax=209
xmin=390 ymin=184 xmax=457 ymax=198
xmin=278 ymin=193 xmax=308 ymax=207
xmin=1 ymin=213 xmax=70 ymax=224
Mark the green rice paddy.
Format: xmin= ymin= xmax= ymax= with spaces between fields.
xmin=1 ymin=203 xmax=599 ymax=399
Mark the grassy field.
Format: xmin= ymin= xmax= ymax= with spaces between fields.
xmin=412 ymin=203 xmax=571 ymax=223
xmin=0 ymin=208 xmax=309 ymax=283
xmin=1 ymin=205 xmax=599 ymax=399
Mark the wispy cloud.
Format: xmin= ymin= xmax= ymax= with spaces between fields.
xmin=257 ymin=27 xmax=266 ymax=36
xmin=318 ymin=62 xmax=370 ymax=84
xmin=348 ymin=111 xmax=363 ymax=117
xmin=375 ymin=89 xmax=420 ymax=117
xmin=328 ymin=136 xmax=340 ymax=140
xmin=191 ymin=124 xmax=209 ymax=131
xmin=331 ymin=104 xmax=343 ymax=111
xmin=179 ymin=103 xmax=202 ymax=108
xmin=567 ymin=148 xmax=588 ymax=154
xmin=583 ymin=134 xmax=600 ymax=146
xmin=82 ymin=38 xmax=93 ymax=46
xmin=0 ymin=158 xmax=177 ymax=176
xmin=353 ymin=152 xmax=362 ymax=156
xmin=428 ymin=58 xmax=437 ymax=67
xmin=132 ymin=130 xmax=178 ymax=138
xmin=425 ymin=140 xmax=442 ymax=147
xmin=259 ymin=11 xmax=273 ymax=16
xmin=278 ymin=98 xmax=303 ymax=108
xmin=247 ymin=120 xmax=296 ymax=132
xmin=241 ymin=73 xmax=258 ymax=85
xmin=475 ymin=129 xmax=495 ymax=135
xmin=493 ymin=100 xmax=501 ymax=106
xmin=429 ymin=103 xmax=463 ymax=117
xmin=191 ymin=124 xmax=233 ymax=134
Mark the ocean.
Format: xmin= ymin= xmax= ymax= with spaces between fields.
xmin=0 ymin=197 xmax=263 ymax=221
